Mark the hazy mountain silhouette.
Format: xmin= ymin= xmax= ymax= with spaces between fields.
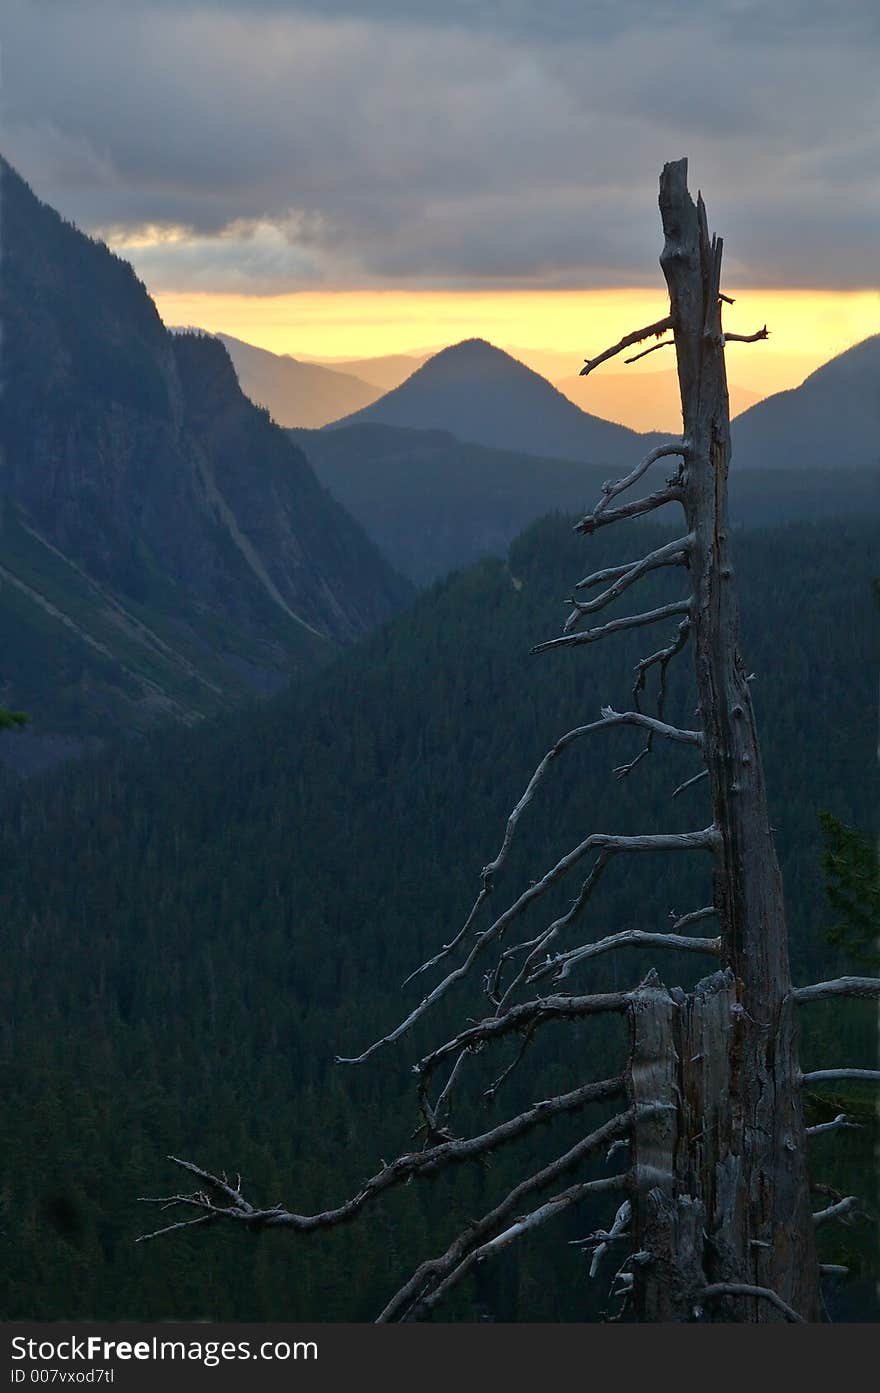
xmin=0 ymin=156 xmax=409 ymax=770
xmin=207 ymin=333 xmax=383 ymax=428
xmin=298 ymin=351 xmax=429 ymax=393
xmin=329 ymin=338 xmax=666 ymax=464
xmin=731 ymin=335 xmax=880 ymax=470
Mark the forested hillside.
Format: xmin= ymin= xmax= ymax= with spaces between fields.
xmin=297 ymin=420 xmax=880 ymax=585
xmin=0 ymin=514 xmax=876 ymax=1321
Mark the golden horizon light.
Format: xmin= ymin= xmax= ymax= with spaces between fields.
xmin=152 ymin=285 xmax=879 ymax=428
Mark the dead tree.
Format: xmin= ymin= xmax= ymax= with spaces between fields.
xmin=139 ymin=160 xmax=880 ymax=1321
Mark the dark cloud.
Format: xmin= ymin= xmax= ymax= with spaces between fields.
xmin=2 ymin=0 xmax=877 ymax=291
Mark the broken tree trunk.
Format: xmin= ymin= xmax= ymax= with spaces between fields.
xmin=627 ymin=159 xmax=820 ymax=1321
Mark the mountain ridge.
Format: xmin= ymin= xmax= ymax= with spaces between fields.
xmin=208 ymin=332 xmax=383 ymax=428
xmin=731 ymin=334 xmax=880 ymax=470
xmin=327 ymin=337 xmax=667 ymax=464
xmin=0 ymin=156 xmax=410 ymax=770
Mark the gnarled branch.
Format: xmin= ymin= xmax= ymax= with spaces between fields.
xmin=802 ymin=1069 xmax=880 ymax=1086
xmin=792 ymin=977 xmax=880 ymax=1005
xmin=530 ymin=928 xmax=722 ymax=985
xmin=805 ymin=1113 xmax=862 ymax=1138
xmin=139 ymin=1074 xmax=626 ymax=1244
xmin=532 ymin=600 xmax=692 ymax=656
xmin=701 ymin=1283 xmax=805 ymax=1324
xmin=579 ymin=317 xmax=673 ymax=377
xmin=574 ymin=484 xmax=684 ymax=536
xmin=812 ymin=1195 xmax=862 ymax=1228
xmin=376 ymin=1109 xmax=638 ymax=1321
xmin=723 ymin=326 xmax=769 ymax=344
xmin=565 ymin=534 xmax=693 ymax=632
xmin=341 ymin=825 xmax=717 ymax=1065
xmin=625 ymin=339 xmax=675 ymax=364
xmin=591 ymin=446 xmax=689 ymax=524
xmin=671 ymin=767 xmax=708 ymax=800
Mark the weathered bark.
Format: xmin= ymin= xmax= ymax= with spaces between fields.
xmin=629 ymin=158 xmax=821 ymax=1321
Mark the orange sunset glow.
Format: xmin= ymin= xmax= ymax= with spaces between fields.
xmin=152 ymin=285 xmax=879 ymax=430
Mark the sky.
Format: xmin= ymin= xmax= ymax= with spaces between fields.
xmin=2 ymin=0 xmax=878 ymax=407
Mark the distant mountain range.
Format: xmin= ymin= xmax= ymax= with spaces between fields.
xmin=326 ymin=332 xmax=880 ymax=472
xmin=0 ymin=157 xmax=409 ymax=772
xmin=297 ymin=351 xmax=429 ymax=393
xmin=328 ymin=338 xmax=666 ymax=465
xmin=292 ymin=332 xmax=879 ymax=585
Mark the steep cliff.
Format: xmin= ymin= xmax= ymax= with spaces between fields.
xmin=0 ymin=157 xmax=409 ymax=770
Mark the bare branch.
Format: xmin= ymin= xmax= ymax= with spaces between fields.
xmin=806 ymin=1113 xmax=862 ymax=1138
xmin=480 ymin=1021 xmax=539 ymax=1100
xmin=341 ymin=825 xmax=717 ymax=1065
xmin=564 ymin=534 xmax=693 ymax=631
xmin=429 ymin=1047 xmax=470 ymax=1130
xmin=625 ymin=339 xmax=675 ymax=364
xmin=417 ymin=990 xmax=631 ymax=1090
xmin=530 ymin=928 xmax=722 ymax=985
xmin=398 ymin=1172 xmax=631 ymax=1321
xmin=136 ymin=1212 xmax=218 ymax=1243
xmin=532 ymin=601 xmax=692 ymax=656
xmin=701 ymin=1283 xmax=805 ymax=1324
xmin=802 ymin=1069 xmax=880 ymax=1086
xmin=139 ymin=1076 xmax=626 ymax=1245
xmin=376 ymin=1109 xmax=637 ymax=1321
xmin=670 ymin=905 xmax=716 ymax=931
xmin=585 ymin=1199 xmax=631 ymax=1278
xmin=599 ymin=707 xmax=702 ymax=747
xmin=489 ymin=847 xmax=617 ymax=1012
xmin=614 ymin=618 xmax=692 ymax=779
xmin=723 ymin=326 xmax=769 ymax=344
xmin=400 ymin=886 xmax=488 ymax=989
xmin=671 ymin=767 xmax=708 ymax=800
xmin=474 ymin=1175 xmax=625 ymax=1259
xmin=792 ymin=977 xmax=880 ymax=1005
xmin=580 ymin=317 xmax=674 ymax=377
xmin=575 ymin=555 xmax=681 ymax=593
xmin=574 ymin=484 xmax=684 ymax=536
xmin=819 ymin=1265 xmax=849 ymax=1277
xmin=491 ymin=821 xmax=718 ymax=1011
xmin=403 ymin=704 xmax=695 ymax=993
xmin=591 ymin=445 xmax=689 ymax=524
xmin=813 ymin=1196 xmax=862 ymax=1228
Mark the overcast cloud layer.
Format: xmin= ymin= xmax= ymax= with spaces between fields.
xmin=2 ymin=0 xmax=878 ymax=292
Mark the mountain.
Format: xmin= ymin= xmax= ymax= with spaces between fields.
xmin=554 ymin=368 xmax=761 ymax=434
xmin=1 ymin=513 xmax=876 ymax=1320
xmin=731 ymin=336 xmax=880 ymax=470
xmin=297 ymin=351 xmax=428 ymax=394
xmin=205 ymin=333 xmax=383 ymax=428
xmin=329 ymin=338 xmax=666 ymax=465
xmin=0 ymin=157 xmax=410 ymax=772
xmin=297 ymin=421 xmax=880 ymax=586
